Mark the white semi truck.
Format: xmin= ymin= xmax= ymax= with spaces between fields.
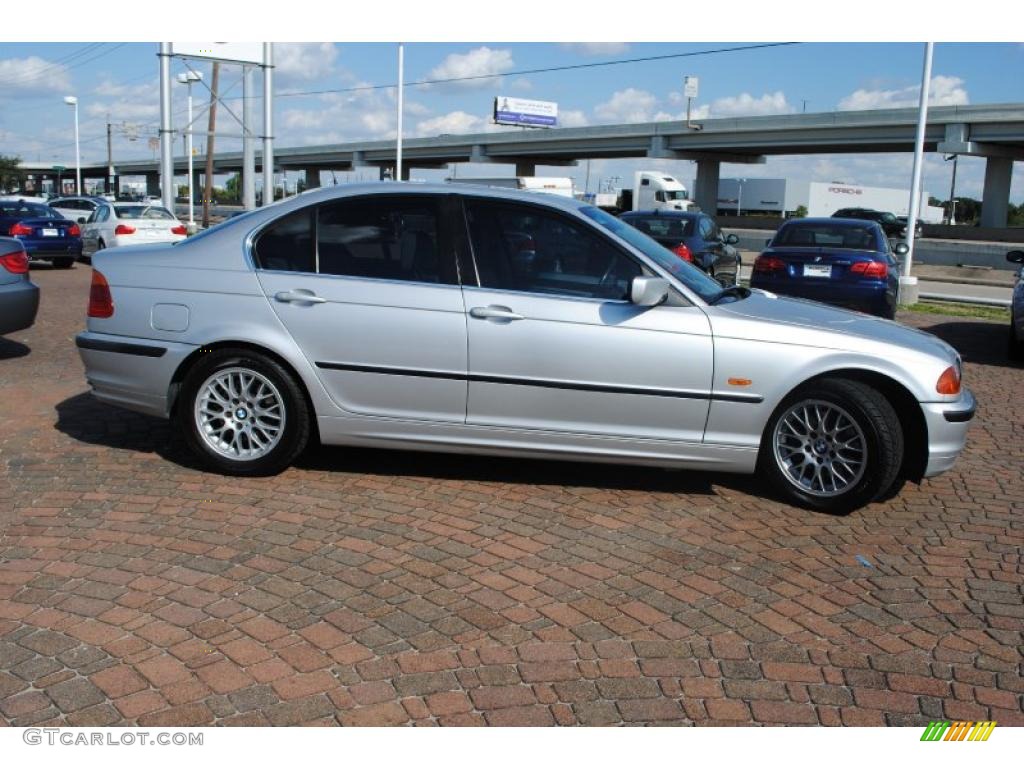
xmin=596 ymin=171 xmax=698 ymax=213
xmin=449 ymin=176 xmax=575 ymax=198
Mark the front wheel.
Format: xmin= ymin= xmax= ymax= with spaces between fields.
xmin=758 ymin=378 xmax=903 ymax=513
xmin=177 ymin=348 xmax=311 ymax=476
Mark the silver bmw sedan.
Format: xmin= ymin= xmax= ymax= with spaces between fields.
xmin=76 ymin=183 xmax=975 ymax=513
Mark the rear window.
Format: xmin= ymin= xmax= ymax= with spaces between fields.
xmin=775 ymin=224 xmax=878 ymax=250
xmin=0 ymin=202 xmax=56 ymax=219
xmin=623 ymin=215 xmax=695 ymax=238
xmin=114 ymin=205 xmax=176 ymax=220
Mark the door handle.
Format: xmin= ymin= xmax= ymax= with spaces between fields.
xmin=275 ymin=290 xmax=327 ymax=304
xmin=469 ymin=305 xmax=524 ymax=321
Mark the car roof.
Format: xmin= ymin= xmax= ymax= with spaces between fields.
xmin=622 ymin=210 xmax=701 ymax=219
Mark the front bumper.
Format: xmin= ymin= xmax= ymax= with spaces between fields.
xmin=75 ymin=331 xmax=196 ymax=418
xmin=921 ymin=387 xmax=977 ymax=477
xmin=0 ymin=280 xmax=39 ymax=335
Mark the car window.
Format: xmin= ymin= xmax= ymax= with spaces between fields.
xmin=316 ymin=196 xmax=452 ymax=284
xmin=96 ymin=207 xmax=110 ymax=223
xmin=775 ymin=224 xmax=878 ymax=249
xmin=623 ymin=215 xmax=695 ymax=238
xmin=466 ymin=199 xmax=642 ymax=301
xmin=0 ymin=202 xmax=57 ymax=218
xmin=253 ymin=208 xmax=315 ymax=273
xmin=114 ymin=205 xmax=176 ymax=220
xmin=699 ymin=217 xmax=715 ymax=240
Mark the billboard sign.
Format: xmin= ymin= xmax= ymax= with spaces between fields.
xmin=494 ymin=97 xmax=558 ymax=128
xmin=171 ymin=43 xmax=265 ymax=65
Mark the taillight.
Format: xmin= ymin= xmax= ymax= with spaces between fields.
xmin=0 ymin=250 xmax=29 ymax=274
xmin=171 ymin=224 xmax=187 ymax=235
xmin=67 ymin=224 xmax=81 ymax=237
xmin=115 ymin=224 xmax=136 ymax=235
xmin=9 ymin=222 xmax=33 ymax=236
xmin=672 ymin=243 xmax=693 ymax=262
xmin=849 ymin=260 xmax=888 ymax=279
xmin=88 ymin=270 xmax=114 ymax=318
xmin=753 ymin=255 xmax=785 ymax=274
xmin=936 ymin=365 xmax=961 ymax=395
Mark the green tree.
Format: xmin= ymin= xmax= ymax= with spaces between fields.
xmin=793 ymin=205 xmax=808 ymax=218
xmin=222 ymin=173 xmax=241 ymax=203
xmin=0 ymin=154 xmax=23 ymax=192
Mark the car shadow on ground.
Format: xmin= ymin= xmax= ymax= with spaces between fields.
xmin=917 ymin=319 xmax=1020 ymax=368
xmin=54 ymin=391 xmax=739 ymax=497
xmin=0 ymin=337 xmax=30 ymax=360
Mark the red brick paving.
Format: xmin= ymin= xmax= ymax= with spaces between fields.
xmin=0 ymin=265 xmax=1021 ymax=726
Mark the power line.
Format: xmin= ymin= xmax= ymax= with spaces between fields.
xmin=0 ymin=43 xmax=129 ymax=90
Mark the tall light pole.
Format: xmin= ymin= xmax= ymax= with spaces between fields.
xmin=899 ymin=41 xmax=934 ymax=307
xmin=177 ymin=70 xmax=203 ymax=225
xmin=396 ymin=43 xmax=404 ymax=182
xmin=737 ymin=178 xmax=747 ymax=216
xmin=63 ymin=96 xmax=80 ymax=195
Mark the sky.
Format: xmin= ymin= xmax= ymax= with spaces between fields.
xmin=0 ymin=41 xmax=1022 ymax=202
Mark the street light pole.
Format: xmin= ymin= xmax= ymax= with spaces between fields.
xmin=177 ymin=70 xmax=202 ymax=226
xmin=396 ymin=43 xmax=404 ymax=182
xmin=737 ymin=178 xmax=746 ymax=216
xmin=899 ymin=41 xmax=934 ymax=307
xmin=63 ymin=96 xmax=80 ymax=195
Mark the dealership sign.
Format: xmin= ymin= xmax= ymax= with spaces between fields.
xmin=171 ymin=43 xmax=265 ymax=65
xmin=494 ymin=97 xmax=558 ymax=128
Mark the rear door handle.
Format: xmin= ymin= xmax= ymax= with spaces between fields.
xmin=275 ymin=290 xmax=327 ymax=304
xmin=469 ymin=305 xmax=524 ymax=321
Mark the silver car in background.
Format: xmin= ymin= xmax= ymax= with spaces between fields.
xmin=75 ymin=184 xmax=976 ymax=513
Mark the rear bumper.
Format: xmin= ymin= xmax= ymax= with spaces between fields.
xmin=75 ymin=331 xmax=195 ymax=418
xmin=0 ymin=280 xmax=39 ymax=335
xmin=750 ymin=277 xmax=894 ymax=314
xmin=921 ymin=388 xmax=976 ymax=477
xmin=23 ymin=239 xmax=83 ymax=259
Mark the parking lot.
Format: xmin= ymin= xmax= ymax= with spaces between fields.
xmin=0 ymin=264 xmax=1021 ymax=727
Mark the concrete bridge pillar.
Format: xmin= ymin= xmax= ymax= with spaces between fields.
xmin=515 ymin=161 xmax=536 ymax=177
xmin=304 ymin=168 xmax=320 ymax=189
xmin=145 ymin=172 xmax=161 ymax=199
xmin=980 ymin=157 xmax=1013 ymax=228
xmin=694 ymin=159 xmax=721 ymax=215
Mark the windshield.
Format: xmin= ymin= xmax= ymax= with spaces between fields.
xmin=114 ymin=205 xmax=176 ymax=220
xmin=0 ymin=202 xmax=57 ymax=219
xmin=581 ymin=206 xmax=723 ymax=302
xmin=774 ymin=223 xmax=878 ymax=250
xmin=662 ymin=190 xmax=688 ymax=201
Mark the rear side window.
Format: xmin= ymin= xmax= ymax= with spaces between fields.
xmin=316 ymin=196 xmax=452 ymax=284
xmin=253 ymin=208 xmax=315 ymax=273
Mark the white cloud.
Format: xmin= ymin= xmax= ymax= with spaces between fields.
xmin=559 ymin=109 xmax=589 ymax=128
xmin=509 ymin=77 xmax=532 ymax=92
xmin=838 ymin=75 xmax=969 ymax=111
xmin=274 ymin=43 xmax=338 ymax=81
xmin=417 ymin=111 xmax=485 ymax=135
xmin=560 ymin=43 xmax=630 ymax=56
xmin=709 ymin=91 xmax=794 ymax=117
xmin=86 ymin=101 xmax=159 ymax=121
xmin=594 ymin=88 xmax=659 ymax=123
xmin=425 ymin=47 xmax=514 ymax=89
xmin=0 ymin=56 xmax=71 ymax=94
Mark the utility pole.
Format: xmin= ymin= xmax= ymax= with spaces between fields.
xmin=158 ymin=43 xmax=174 ymax=212
xmin=202 ymin=62 xmax=220 ymax=229
xmin=262 ymin=43 xmax=274 ymax=206
xmin=106 ymin=116 xmax=114 ymax=195
xmin=899 ymin=42 xmax=933 ymax=307
xmin=945 ymin=154 xmax=958 ymax=225
xmin=396 ymin=43 xmax=404 ymax=182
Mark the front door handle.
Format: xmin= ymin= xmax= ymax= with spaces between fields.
xmin=469 ymin=305 xmax=524 ymax=321
xmin=275 ymin=289 xmax=327 ymax=304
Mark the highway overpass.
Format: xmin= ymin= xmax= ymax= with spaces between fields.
xmin=17 ymin=102 xmax=1024 ymax=227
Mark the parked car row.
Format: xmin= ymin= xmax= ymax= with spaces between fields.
xmin=1008 ymin=249 xmax=1024 ymax=360
xmin=71 ymin=183 xmax=975 ymax=513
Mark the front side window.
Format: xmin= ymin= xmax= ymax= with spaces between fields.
xmin=465 ymin=200 xmax=642 ymax=301
xmin=316 ymin=196 xmax=451 ymax=284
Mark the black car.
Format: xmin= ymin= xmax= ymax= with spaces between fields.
xmin=832 ymin=207 xmax=914 ymax=239
xmin=619 ymin=210 xmax=741 ymax=286
xmin=0 ymin=236 xmax=40 ymax=335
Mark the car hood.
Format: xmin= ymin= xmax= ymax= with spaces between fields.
xmin=709 ymin=290 xmax=957 ymax=362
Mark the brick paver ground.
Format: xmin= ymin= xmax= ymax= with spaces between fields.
xmin=0 ymin=265 xmax=1021 ymax=726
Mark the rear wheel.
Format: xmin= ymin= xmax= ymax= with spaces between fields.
xmin=53 ymin=257 xmax=74 ymax=269
xmin=758 ymin=378 xmax=903 ymax=513
xmin=177 ymin=348 xmax=311 ymax=476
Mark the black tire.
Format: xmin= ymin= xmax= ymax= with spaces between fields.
xmin=53 ymin=257 xmax=74 ymax=269
xmin=758 ymin=377 xmax=904 ymax=514
xmin=177 ymin=348 xmax=311 ymax=476
xmin=1007 ymin=317 xmax=1024 ymax=362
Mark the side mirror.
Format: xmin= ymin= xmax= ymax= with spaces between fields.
xmin=725 ymin=233 xmax=739 ymax=245
xmin=630 ymin=276 xmax=670 ymax=307
xmin=77 ymin=217 xmax=86 ymax=224
xmin=1007 ymin=250 xmax=1024 ymax=264
xmin=894 ymin=243 xmax=909 ymax=256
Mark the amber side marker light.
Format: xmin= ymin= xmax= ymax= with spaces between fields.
xmin=728 ymin=378 xmax=752 ymax=387
xmin=936 ymin=365 xmax=961 ymax=395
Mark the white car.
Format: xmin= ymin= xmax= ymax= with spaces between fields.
xmin=81 ymin=201 xmax=187 ymax=258
xmin=49 ymin=195 xmax=105 ymax=224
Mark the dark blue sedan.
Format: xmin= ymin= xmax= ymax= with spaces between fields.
xmin=750 ymin=218 xmax=907 ymax=319
xmin=0 ymin=199 xmax=82 ymax=268
xmin=620 ymin=210 xmax=742 ymax=286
